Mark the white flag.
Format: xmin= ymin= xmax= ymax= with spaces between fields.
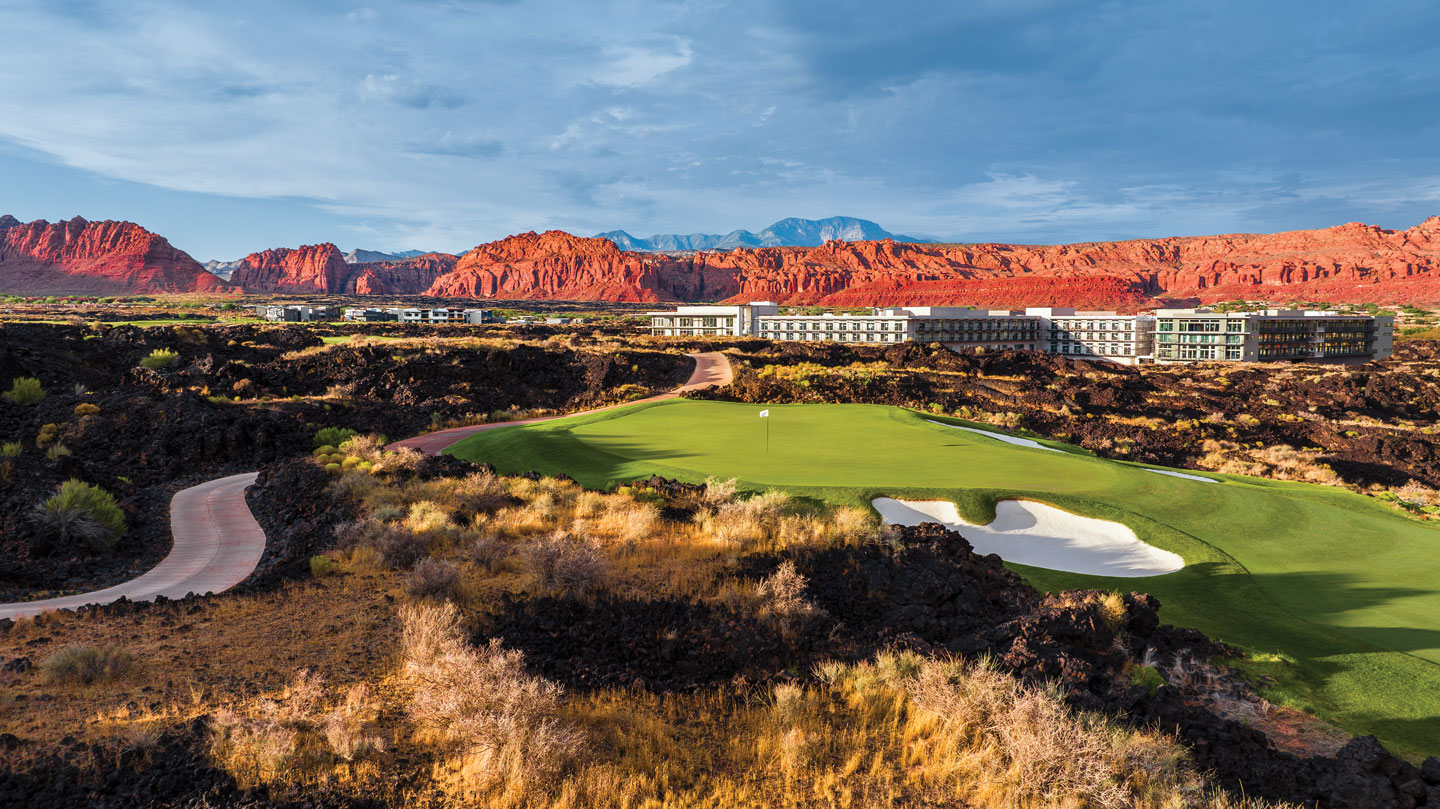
xmin=758 ymin=409 xmax=770 ymax=418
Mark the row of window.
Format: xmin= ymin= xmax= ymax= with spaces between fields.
xmin=1052 ymin=343 xmax=1137 ymax=356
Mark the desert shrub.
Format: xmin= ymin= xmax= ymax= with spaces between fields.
xmin=73 ymin=402 xmax=100 ymax=416
xmin=591 ymin=496 xmax=661 ymax=543
xmin=1 ymin=441 xmax=20 ymax=458
xmin=321 ymin=684 xmax=386 ymax=763
xmin=753 ymin=560 xmax=824 ymax=638
xmin=703 ymin=476 xmax=739 ymax=505
xmin=377 ymin=526 xmax=431 ymax=569
xmin=314 ymin=426 xmax=359 ymax=448
xmin=4 ymin=377 xmax=45 ymax=405
xmin=309 ymin=555 xmax=337 ymax=577
xmin=400 ymin=602 xmax=582 ymax=796
xmin=407 ymin=558 xmax=462 ymax=600
xmin=139 ymin=348 xmax=179 ymax=369
xmin=704 ymin=489 xmax=793 ymax=548
xmin=45 ymin=443 xmax=72 ymax=460
xmin=470 ymin=532 xmax=509 ymax=571
xmin=523 ymin=531 xmax=607 ymax=597
xmin=323 ymin=462 xmax=342 ymax=475
xmin=33 ymin=479 xmax=127 ymax=551
xmin=369 ymin=446 xmax=425 ymax=476
xmin=312 ymin=444 xmax=337 ymax=457
xmin=449 ymin=471 xmax=511 ymax=515
xmin=35 ymin=422 xmax=64 ymax=447
xmin=338 ymin=433 xmax=387 ymax=461
xmin=41 ymin=644 xmax=134 ymax=684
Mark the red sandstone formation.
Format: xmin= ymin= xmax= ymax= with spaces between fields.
xmin=425 ymin=217 xmax=1440 ymax=306
xmin=0 ymin=216 xmax=229 ymax=294
xmin=6 ymin=215 xmax=1438 ymax=305
xmin=229 ymin=244 xmax=455 ymax=294
xmin=424 ymin=230 xmax=736 ymax=301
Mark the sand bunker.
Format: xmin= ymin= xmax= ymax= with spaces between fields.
xmin=925 ymin=420 xmax=1063 ymax=452
xmin=872 ymin=497 xmax=1184 ymax=577
xmin=1143 ymin=468 xmax=1217 ymax=483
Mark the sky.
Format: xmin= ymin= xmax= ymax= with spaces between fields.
xmin=1 ymin=0 xmax=1438 ymax=260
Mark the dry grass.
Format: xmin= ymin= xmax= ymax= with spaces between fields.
xmin=0 ymin=463 xmax=1297 ymax=808
xmin=1196 ymin=440 xmax=1342 ymax=485
xmin=401 ymin=602 xmax=583 ymax=801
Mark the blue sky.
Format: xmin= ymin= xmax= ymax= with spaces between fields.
xmin=1 ymin=0 xmax=1438 ymax=260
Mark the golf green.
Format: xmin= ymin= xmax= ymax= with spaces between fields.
xmin=446 ymin=399 xmax=1440 ymax=757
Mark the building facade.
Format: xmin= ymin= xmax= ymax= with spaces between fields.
xmin=646 ymin=302 xmax=1393 ymax=364
xmin=645 ymin=303 xmax=779 ymax=337
xmin=1026 ymin=308 xmax=1156 ymax=365
xmin=1153 ymin=309 xmax=1394 ymax=363
xmin=754 ymin=307 xmax=1043 ymax=351
xmin=342 ymin=307 xmax=497 ymax=325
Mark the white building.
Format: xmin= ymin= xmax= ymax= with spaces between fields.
xmin=1026 ymin=308 xmax=1156 ymax=365
xmin=645 ymin=302 xmax=1394 ymax=364
xmin=644 ymin=302 xmax=779 ymax=337
xmin=755 ymin=307 xmax=1043 ymax=351
xmin=341 ymin=307 xmax=495 ymax=325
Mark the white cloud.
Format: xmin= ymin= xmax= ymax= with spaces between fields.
xmin=590 ymin=40 xmax=694 ymax=87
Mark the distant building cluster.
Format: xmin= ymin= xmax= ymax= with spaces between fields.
xmin=646 ymin=303 xmax=1395 ymax=364
xmin=341 ymin=307 xmax=503 ymax=324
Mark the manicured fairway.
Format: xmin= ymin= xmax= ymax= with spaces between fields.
xmin=446 ymin=399 xmax=1440 ymax=756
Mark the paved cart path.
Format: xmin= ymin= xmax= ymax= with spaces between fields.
xmin=0 ymin=473 xmax=264 ymax=620
xmin=0 ymin=352 xmax=732 ymax=619
xmin=389 ymin=351 xmax=733 ymax=456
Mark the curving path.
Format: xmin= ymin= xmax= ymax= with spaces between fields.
xmin=0 ymin=352 xmax=732 ymax=619
xmin=390 ymin=351 xmax=733 ymax=456
xmin=0 ymin=473 xmax=265 ymax=620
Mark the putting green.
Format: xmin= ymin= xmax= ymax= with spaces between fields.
xmin=447 ymin=399 xmax=1440 ymax=756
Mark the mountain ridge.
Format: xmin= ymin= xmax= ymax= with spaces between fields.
xmin=597 ymin=216 xmax=934 ymax=251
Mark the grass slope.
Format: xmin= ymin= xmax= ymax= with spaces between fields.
xmin=446 ymin=400 xmax=1440 ymax=758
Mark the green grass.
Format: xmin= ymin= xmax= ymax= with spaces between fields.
xmin=446 ymin=399 xmax=1440 ymax=757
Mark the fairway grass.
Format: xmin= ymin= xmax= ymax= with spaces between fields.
xmin=446 ymin=399 xmax=1440 ymax=757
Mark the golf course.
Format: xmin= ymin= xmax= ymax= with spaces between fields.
xmin=445 ymin=399 xmax=1440 ymax=758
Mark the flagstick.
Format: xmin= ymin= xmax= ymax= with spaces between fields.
xmin=766 ymin=416 xmax=770 ymax=453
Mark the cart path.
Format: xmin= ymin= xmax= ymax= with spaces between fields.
xmin=0 ymin=352 xmax=732 ymax=619
xmin=389 ymin=351 xmax=734 ymax=456
xmin=0 ymin=473 xmax=264 ymax=620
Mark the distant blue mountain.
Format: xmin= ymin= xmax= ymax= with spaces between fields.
xmin=596 ymin=217 xmax=935 ymax=252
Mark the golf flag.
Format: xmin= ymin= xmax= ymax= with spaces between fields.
xmin=759 ymin=409 xmax=769 ymax=418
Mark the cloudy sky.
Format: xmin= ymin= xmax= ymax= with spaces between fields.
xmin=2 ymin=0 xmax=1438 ymax=260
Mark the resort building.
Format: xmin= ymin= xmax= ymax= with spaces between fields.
xmin=644 ymin=303 xmax=780 ymax=337
xmin=645 ymin=302 xmax=1394 ymax=363
xmin=341 ymin=307 xmax=498 ymax=324
xmin=1026 ymin=308 xmax=1156 ymax=365
xmin=1152 ymin=309 xmax=1393 ymax=363
xmin=754 ymin=307 xmax=1043 ymax=350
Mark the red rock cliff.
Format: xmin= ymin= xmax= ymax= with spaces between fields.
xmin=230 ymin=243 xmax=454 ymax=294
xmin=0 ymin=216 xmax=229 ymax=294
xmin=425 ymin=217 xmax=1440 ymax=306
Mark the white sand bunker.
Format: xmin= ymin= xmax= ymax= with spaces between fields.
xmin=872 ymin=497 xmax=1184 ymax=577
xmin=1143 ymin=468 xmax=1217 ymax=483
xmin=925 ymin=420 xmax=1063 ymax=452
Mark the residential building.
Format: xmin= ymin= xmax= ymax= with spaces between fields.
xmin=341 ymin=307 xmax=497 ymax=324
xmin=1026 ymin=308 xmax=1156 ymax=365
xmin=1152 ymin=309 xmax=1393 ymax=363
xmin=254 ymin=304 xmax=338 ymax=322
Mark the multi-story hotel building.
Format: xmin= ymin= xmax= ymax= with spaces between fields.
xmin=645 ymin=303 xmax=1393 ymax=364
xmin=1026 ymin=308 xmax=1156 ymax=365
xmin=1152 ymin=309 xmax=1393 ymax=363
